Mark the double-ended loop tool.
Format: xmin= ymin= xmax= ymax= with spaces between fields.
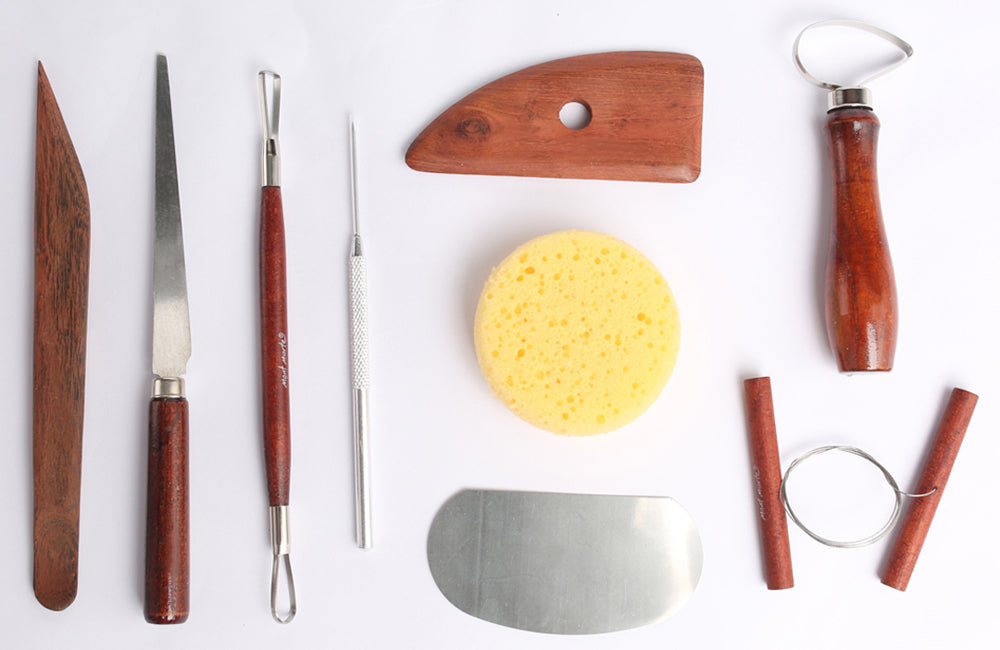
xmin=258 ymin=69 xmax=296 ymax=624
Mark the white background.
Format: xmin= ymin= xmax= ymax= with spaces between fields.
xmin=2 ymin=1 xmax=998 ymax=648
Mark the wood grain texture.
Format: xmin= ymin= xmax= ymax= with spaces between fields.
xmin=33 ymin=61 xmax=91 ymax=612
xmin=260 ymin=186 xmax=290 ymax=506
xmin=881 ymin=388 xmax=978 ymax=591
xmin=145 ymin=397 xmax=189 ymax=624
xmin=405 ymin=51 xmax=703 ymax=183
xmin=825 ymin=107 xmax=897 ymax=372
xmin=743 ymin=377 xmax=794 ymax=590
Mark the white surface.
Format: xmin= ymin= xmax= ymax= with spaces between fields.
xmin=2 ymin=0 xmax=998 ymax=647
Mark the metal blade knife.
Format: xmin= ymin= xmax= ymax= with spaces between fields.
xmin=144 ymin=53 xmax=191 ymax=625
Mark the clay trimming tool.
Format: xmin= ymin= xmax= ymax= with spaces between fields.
xmin=258 ymin=70 xmax=296 ymax=622
xmin=793 ymin=20 xmax=912 ymax=372
xmin=33 ymin=62 xmax=91 ymax=611
xmin=144 ymin=54 xmax=191 ymax=624
xmin=406 ymin=51 xmax=703 ymax=183
xmin=427 ymin=489 xmax=702 ymax=634
xmin=348 ymin=120 xmax=373 ymax=549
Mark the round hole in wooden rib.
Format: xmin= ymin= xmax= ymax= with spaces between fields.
xmin=559 ymin=101 xmax=592 ymax=129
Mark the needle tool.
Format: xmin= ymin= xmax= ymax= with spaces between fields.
xmin=349 ymin=119 xmax=373 ymax=549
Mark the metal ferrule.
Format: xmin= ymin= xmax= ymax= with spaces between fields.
xmin=270 ymin=505 xmax=291 ymax=556
xmin=262 ymin=138 xmax=281 ymax=187
xmin=152 ymin=376 xmax=185 ymax=398
xmin=828 ymin=86 xmax=872 ymax=111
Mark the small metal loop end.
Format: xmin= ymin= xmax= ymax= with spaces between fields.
xmin=793 ymin=19 xmax=913 ymax=110
xmin=258 ymin=70 xmax=281 ymax=186
xmin=268 ymin=505 xmax=295 ymax=623
xmin=270 ymin=553 xmax=296 ymax=624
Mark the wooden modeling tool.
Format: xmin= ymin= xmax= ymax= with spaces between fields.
xmin=33 ymin=61 xmax=91 ymax=611
xmin=406 ymin=51 xmax=703 ymax=183
xmin=743 ymin=377 xmax=794 ymax=590
xmin=257 ymin=70 xmax=296 ymax=622
xmin=882 ymin=388 xmax=978 ymax=591
xmin=793 ymin=20 xmax=912 ymax=372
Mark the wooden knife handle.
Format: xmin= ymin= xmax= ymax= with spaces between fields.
xmin=825 ymin=107 xmax=898 ymax=372
xmin=145 ymin=396 xmax=189 ymax=624
xmin=881 ymin=388 xmax=978 ymax=591
xmin=260 ymin=186 xmax=290 ymax=507
xmin=743 ymin=377 xmax=794 ymax=590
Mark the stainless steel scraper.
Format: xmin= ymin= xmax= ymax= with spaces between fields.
xmin=427 ymin=489 xmax=702 ymax=635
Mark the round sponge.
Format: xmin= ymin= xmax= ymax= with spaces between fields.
xmin=474 ymin=230 xmax=680 ymax=436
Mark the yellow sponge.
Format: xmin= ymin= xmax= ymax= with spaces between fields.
xmin=474 ymin=230 xmax=680 ymax=436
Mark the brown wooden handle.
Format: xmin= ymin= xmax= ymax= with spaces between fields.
xmin=145 ymin=397 xmax=189 ymax=624
xmin=260 ymin=186 xmax=290 ymax=507
xmin=881 ymin=388 xmax=978 ymax=591
xmin=743 ymin=377 xmax=794 ymax=590
xmin=825 ymin=107 xmax=898 ymax=372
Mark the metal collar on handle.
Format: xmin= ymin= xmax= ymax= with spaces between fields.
xmin=793 ymin=19 xmax=913 ymax=110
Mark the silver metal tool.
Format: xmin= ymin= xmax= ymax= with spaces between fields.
xmin=427 ymin=489 xmax=703 ymax=635
xmin=348 ymin=120 xmax=372 ymax=549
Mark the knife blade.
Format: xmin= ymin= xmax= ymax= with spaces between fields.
xmin=33 ymin=61 xmax=91 ymax=612
xmin=144 ymin=53 xmax=191 ymax=625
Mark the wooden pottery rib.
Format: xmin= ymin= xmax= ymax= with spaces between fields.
xmin=405 ymin=51 xmax=703 ymax=183
xmin=33 ymin=61 xmax=91 ymax=611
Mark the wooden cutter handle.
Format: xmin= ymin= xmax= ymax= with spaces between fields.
xmin=743 ymin=377 xmax=794 ymax=590
xmin=260 ymin=186 xmax=290 ymax=507
xmin=144 ymin=396 xmax=189 ymax=624
xmin=825 ymin=107 xmax=898 ymax=372
xmin=881 ymin=388 xmax=978 ymax=591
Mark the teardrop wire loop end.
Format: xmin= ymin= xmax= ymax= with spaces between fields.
xmin=779 ymin=445 xmax=937 ymax=550
xmin=257 ymin=70 xmax=281 ymax=186
xmin=270 ymin=552 xmax=296 ymax=624
xmin=792 ymin=19 xmax=913 ymax=91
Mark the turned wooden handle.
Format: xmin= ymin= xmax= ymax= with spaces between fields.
xmin=145 ymin=397 xmax=189 ymax=624
xmin=743 ymin=377 xmax=794 ymax=590
xmin=881 ymin=388 xmax=978 ymax=591
xmin=825 ymin=107 xmax=898 ymax=372
xmin=260 ymin=186 xmax=290 ymax=507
